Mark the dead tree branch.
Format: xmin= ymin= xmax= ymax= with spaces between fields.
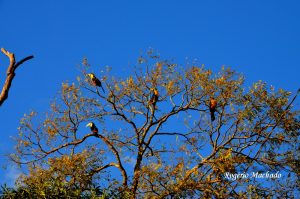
xmin=0 ymin=48 xmax=34 ymax=106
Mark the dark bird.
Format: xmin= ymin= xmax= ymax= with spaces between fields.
xmin=148 ymin=88 xmax=159 ymax=108
xmin=86 ymin=122 xmax=98 ymax=134
xmin=209 ymin=97 xmax=217 ymax=122
xmin=87 ymin=73 xmax=105 ymax=93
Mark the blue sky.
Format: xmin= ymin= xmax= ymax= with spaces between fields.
xmin=0 ymin=1 xmax=299 ymax=186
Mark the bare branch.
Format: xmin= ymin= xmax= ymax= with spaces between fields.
xmin=94 ymin=133 xmax=128 ymax=187
xmin=0 ymin=48 xmax=34 ymax=106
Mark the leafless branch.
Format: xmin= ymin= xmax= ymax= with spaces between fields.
xmin=0 ymin=48 xmax=34 ymax=106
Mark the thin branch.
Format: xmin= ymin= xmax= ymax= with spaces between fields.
xmin=88 ymin=162 xmax=118 ymax=177
xmin=94 ymin=133 xmax=128 ymax=187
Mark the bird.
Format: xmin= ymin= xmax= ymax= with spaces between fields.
xmin=87 ymin=73 xmax=105 ymax=93
xmin=209 ymin=97 xmax=217 ymax=122
xmin=148 ymin=88 xmax=159 ymax=108
xmin=86 ymin=122 xmax=98 ymax=134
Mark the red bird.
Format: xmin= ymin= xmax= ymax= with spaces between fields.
xmin=209 ymin=97 xmax=217 ymax=121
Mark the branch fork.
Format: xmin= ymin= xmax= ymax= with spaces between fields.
xmin=0 ymin=48 xmax=34 ymax=106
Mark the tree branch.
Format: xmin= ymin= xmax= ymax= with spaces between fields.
xmin=94 ymin=133 xmax=128 ymax=187
xmin=0 ymin=48 xmax=34 ymax=106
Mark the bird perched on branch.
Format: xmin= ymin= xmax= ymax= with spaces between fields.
xmin=86 ymin=122 xmax=98 ymax=134
xmin=87 ymin=73 xmax=105 ymax=93
xmin=148 ymin=88 xmax=159 ymax=108
xmin=209 ymin=97 xmax=217 ymax=122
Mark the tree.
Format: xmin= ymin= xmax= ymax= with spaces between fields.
xmin=10 ymin=51 xmax=300 ymax=198
xmin=0 ymin=48 xmax=34 ymax=106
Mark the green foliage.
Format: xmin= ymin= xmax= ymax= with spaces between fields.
xmin=0 ymin=183 xmax=117 ymax=199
